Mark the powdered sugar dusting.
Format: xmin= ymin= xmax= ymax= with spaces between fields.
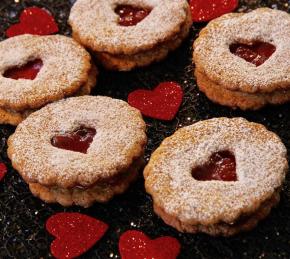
xmin=193 ymin=8 xmax=290 ymax=93
xmin=8 ymin=96 xmax=147 ymax=188
xmin=144 ymin=117 xmax=288 ymax=225
xmin=0 ymin=34 xmax=91 ymax=111
xmin=69 ymin=0 xmax=189 ymax=55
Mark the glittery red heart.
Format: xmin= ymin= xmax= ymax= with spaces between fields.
xmin=0 ymin=163 xmax=7 ymax=182
xmin=128 ymin=82 xmax=183 ymax=121
xmin=46 ymin=213 xmax=108 ymax=259
xmin=119 ymin=230 xmax=181 ymax=259
xmin=6 ymin=7 xmax=59 ymax=38
xmin=190 ymin=0 xmax=238 ymax=22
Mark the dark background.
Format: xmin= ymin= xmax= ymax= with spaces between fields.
xmin=0 ymin=0 xmax=290 ymax=258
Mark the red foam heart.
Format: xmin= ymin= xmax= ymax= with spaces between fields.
xmin=119 ymin=230 xmax=181 ymax=259
xmin=46 ymin=212 xmax=108 ymax=259
xmin=0 ymin=163 xmax=7 ymax=182
xmin=6 ymin=7 xmax=59 ymax=38
xmin=128 ymin=82 xmax=183 ymax=121
xmin=190 ymin=0 xmax=238 ymax=22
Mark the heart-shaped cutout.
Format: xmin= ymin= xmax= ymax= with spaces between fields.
xmin=0 ymin=163 xmax=7 ymax=182
xmin=51 ymin=126 xmax=96 ymax=154
xmin=4 ymin=59 xmax=43 ymax=80
xmin=46 ymin=212 xmax=108 ymax=259
xmin=190 ymin=0 xmax=238 ymax=22
xmin=119 ymin=230 xmax=181 ymax=259
xmin=115 ymin=5 xmax=152 ymax=26
xmin=6 ymin=7 xmax=59 ymax=38
xmin=192 ymin=151 xmax=237 ymax=181
xmin=230 ymin=41 xmax=276 ymax=66
xmin=128 ymin=82 xmax=183 ymax=121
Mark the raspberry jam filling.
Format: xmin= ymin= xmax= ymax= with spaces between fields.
xmin=4 ymin=59 xmax=43 ymax=80
xmin=230 ymin=42 xmax=276 ymax=66
xmin=51 ymin=126 xmax=96 ymax=154
xmin=115 ymin=5 xmax=151 ymax=26
xmin=192 ymin=151 xmax=237 ymax=181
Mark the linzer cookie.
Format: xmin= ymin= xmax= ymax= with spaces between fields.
xmin=193 ymin=8 xmax=290 ymax=110
xmin=0 ymin=34 xmax=97 ymax=125
xmin=69 ymin=0 xmax=192 ymax=71
xmin=144 ymin=117 xmax=288 ymax=236
xmin=7 ymin=96 xmax=147 ymax=207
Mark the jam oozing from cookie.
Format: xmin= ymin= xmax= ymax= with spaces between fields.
xmin=230 ymin=42 xmax=276 ymax=66
xmin=192 ymin=151 xmax=237 ymax=181
xmin=115 ymin=5 xmax=151 ymax=26
xmin=51 ymin=127 xmax=96 ymax=154
xmin=4 ymin=59 xmax=43 ymax=80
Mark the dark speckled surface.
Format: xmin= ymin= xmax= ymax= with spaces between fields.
xmin=0 ymin=0 xmax=290 ymax=258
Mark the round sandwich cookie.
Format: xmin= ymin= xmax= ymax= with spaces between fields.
xmin=193 ymin=8 xmax=290 ymax=110
xmin=144 ymin=117 xmax=288 ymax=236
xmin=0 ymin=34 xmax=97 ymax=125
xmin=69 ymin=0 xmax=192 ymax=71
xmin=8 ymin=96 xmax=147 ymax=207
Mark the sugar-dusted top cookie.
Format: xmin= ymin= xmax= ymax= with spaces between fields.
xmin=69 ymin=0 xmax=189 ymax=54
xmin=8 ymin=96 xmax=147 ymax=188
xmin=144 ymin=117 xmax=288 ymax=235
xmin=193 ymin=8 xmax=290 ymax=93
xmin=69 ymin=0 xmax=191 ymax=71
xmin=0 ymin=34 xmax=92 ymax=111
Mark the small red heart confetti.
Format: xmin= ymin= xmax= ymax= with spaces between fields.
xmin=119 ymin=230 xmax=181 ymax=259
xmin=190 ymin=0 xmax=238 ymax=22
xmin=128 ymin=82 xmax=183 ymax=121
xmin=6 ymin=7 xmax=59 ymax=38
xmin=46 ymin=212 xmax=108 ymax=259
xmin=0 ymin=163 xmax=7 ymax=182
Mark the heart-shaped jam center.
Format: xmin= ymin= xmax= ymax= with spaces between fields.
xmin=230 ymin=41 xmax=276 ymax=66
xmin=51 ymin=126 xmax=96 ymax=154
xmin=115 ymin=5 xmax=151 ymax=26
xmin=192 ymin=151 xmax=237 ymax=181
xmin=4 ymin=59 xmax=43 ymax=80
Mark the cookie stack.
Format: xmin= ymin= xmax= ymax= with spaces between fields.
xmin=193 ymin=8 xmax=290 ymax=110
xmin=0 ymin=34 xmax=97 ymax=125
xmin=8 ymin=96 xmax=147 ymax=207
xmin=69 ymin=0 xmax=192 ymax=71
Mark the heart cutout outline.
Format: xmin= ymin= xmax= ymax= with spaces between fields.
xmin=51 ymin=126 xmax=96 ymax=154
xmin=192 ymin=151 xmax=237 ymax=181
xmin=229 ymin=41 xmax=276 ymax=67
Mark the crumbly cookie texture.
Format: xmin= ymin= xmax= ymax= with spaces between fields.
xmin=195 ymin=70 xmax=290 ymax=110
xmin=0 ymin=34 xmax=96 ymax=113
xmin=94 ymin=7 xmax=192 ymax=71
xmin=144 ymin=117 xmax=288 ymax=236
xmin=69 ymin=0 xmax=191 ymax=70
xmin=29 ymin=158 xmax=144 ymax=208
xmin=0 ymin=64 xmax=97 ymax=125
xmin=193 ymin=8 xmax=290 ymax=94
xmin=8 ymin=96 xmax=147 ymax=207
